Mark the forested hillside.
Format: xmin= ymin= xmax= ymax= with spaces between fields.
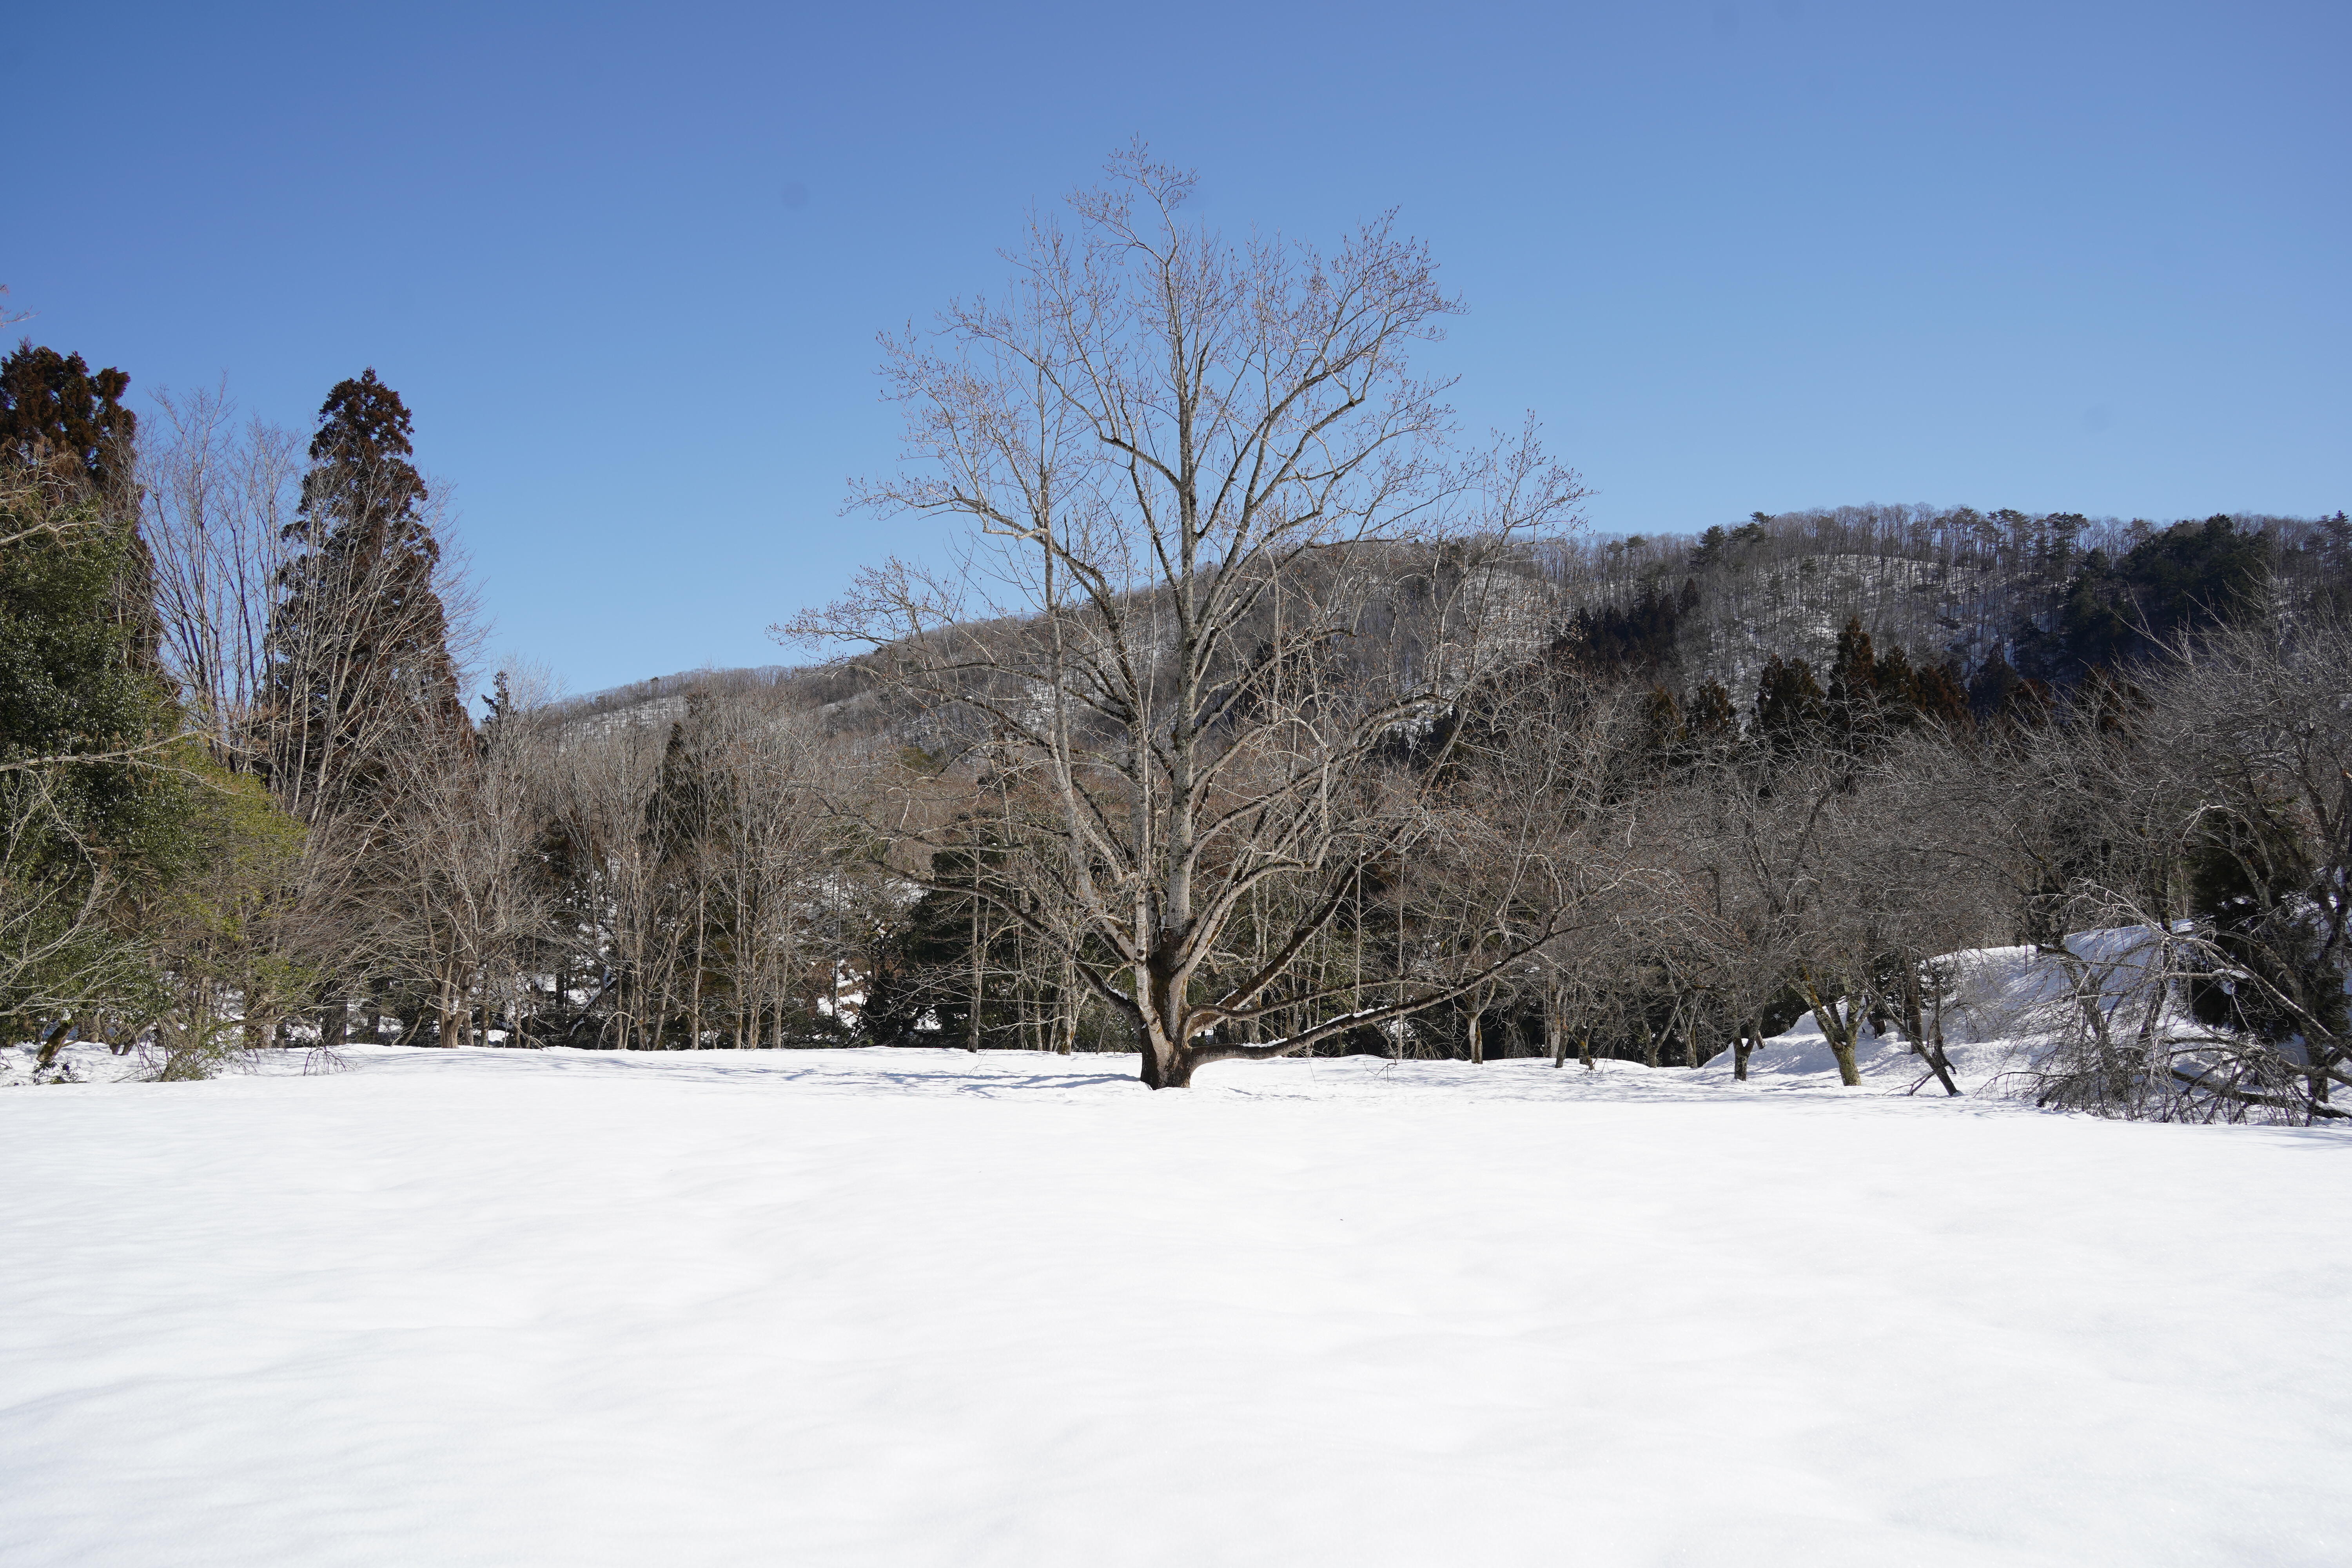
xmin=1541 ymin=504 xmax=2349 ymax=702
xmin=586 ymin=501 xmax=2352 ymax=739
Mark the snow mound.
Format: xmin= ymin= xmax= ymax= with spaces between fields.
xmin=1693 ymin=929 xmax=2189 ymax=1095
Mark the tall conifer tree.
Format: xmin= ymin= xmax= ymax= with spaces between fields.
xmin=265 ymin=369 xmax=466 ymax=824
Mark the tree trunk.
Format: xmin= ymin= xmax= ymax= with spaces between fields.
xmin=968 ymin=886 xmax=983 ymax=1054
xmin=1801 ymin=976 xmax=1863 ymax=1087
xmin=1138 ymin=953 xmax=1189 ymax=1087
xmin=1902 ymin=957 xmax=1961 ymax=1096
xmin=689 ymin=885 xmax=706 ymax=1051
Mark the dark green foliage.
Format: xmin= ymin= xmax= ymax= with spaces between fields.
xmin=1558 ymin=578 xmax=1695 ymax=678
xmin=2 ymin=342 xmax=162 ymax=663
xmin=1826 ymin=619 xmax=1889 ymax=735
xmin=2316 ymin=513 xmax=2352 ymax=614
xmin=863 ymin=870 xmax=982 ymax=1046
xmin=1685 ymin=519 xmax=1759 ymax=571
xmin=644 ymin=717 xmax=718 ymax=852
xmin=0 ymin=469 xmax=194 ymax=1041
xmin=2038 ymin=515 xmax=2272 ymax=679
xmin=0 ymin=488 xmax=185 ymax=875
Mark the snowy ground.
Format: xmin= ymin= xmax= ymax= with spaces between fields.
xmin=5 ymin=1040 xmax=2348 ymax=1566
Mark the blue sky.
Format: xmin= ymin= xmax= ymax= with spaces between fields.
xmin=8 ymin=1 xmax=2344 ymax=696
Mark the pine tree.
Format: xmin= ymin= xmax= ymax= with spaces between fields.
xmin=265 ymin=369 xmax=467 ymax=823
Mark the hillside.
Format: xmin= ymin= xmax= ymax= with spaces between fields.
xmin=570 ymin=505 xmax=2351 ymax=739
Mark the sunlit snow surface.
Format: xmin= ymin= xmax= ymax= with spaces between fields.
xmin=4 ymin=1039 xmax=2347 ymax=1566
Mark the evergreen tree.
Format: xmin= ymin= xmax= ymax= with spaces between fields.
xmin=2040 ymin=515 xmax=2271 ymax=679
xmin=0 ymin=410 xmax=190 ymax=1044
xmin=1753 ymin=655 xmax=1826 ymax=749
xmin=0 ymin=346 xmax=178 ymax=856
xmin=1682 ymin=679 xmax=1736 ymax=740
xmin=1 ymin=341 xmax=161 ymax=660
xmin=265 ymin=369 xmax=467 ymax=822
xmin=0 ymin=341 xmax=136 ymax=491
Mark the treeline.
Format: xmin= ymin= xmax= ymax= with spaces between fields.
xmin=6 ymin=326 xmax=2349 ymax=1122
xmin=2 ymin=347 xmax=901 ymax=1075
xmin=4 ymin=349 xmax=482 ymax=1076
xmin=1544 ymin=503 xmax=2349 ymax=700
xmin=878 ymin=603 xmax=2352 ymax=1124
xmin=850 ymin=503 xmax=2350 ymax=1115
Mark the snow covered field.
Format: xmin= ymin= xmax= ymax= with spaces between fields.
xmin=5 ymin=1041 xmax=2347 ymax=1566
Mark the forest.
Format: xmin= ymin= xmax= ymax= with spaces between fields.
xmin=6 ymin=158 xmax=2349 ymax=1122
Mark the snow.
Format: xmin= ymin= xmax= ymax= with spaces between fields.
xmin=1698 ymin=931 xmax=2187 ymax=1094
xmin=5 ymin=1041 xmax=2348 ymax=1566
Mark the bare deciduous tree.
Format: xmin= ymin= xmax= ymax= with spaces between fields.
xmin=139 ymin=385 xmax=303 ymax=765
xmin=787 ymin=149 xmax=1587 ymax=1087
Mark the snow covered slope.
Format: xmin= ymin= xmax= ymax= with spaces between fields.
xmin=4 ymin=1045 xmax=2347 ymax=1566
xmin=1699 ymin=931 xmax=2186 ymax=1094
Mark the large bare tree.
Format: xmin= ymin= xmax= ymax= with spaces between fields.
xmin=787 ymin=150 xmax=1586 ymax=1086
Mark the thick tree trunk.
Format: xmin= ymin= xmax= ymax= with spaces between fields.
xmin=1140 ymin=1031 xmax=1191 ymax=1087
xmin=1139 ymin=955 xmax=1187 ymax=1087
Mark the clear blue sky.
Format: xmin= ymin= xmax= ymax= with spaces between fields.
xmin=9 ymin=1 xmax=2345 ymax=696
